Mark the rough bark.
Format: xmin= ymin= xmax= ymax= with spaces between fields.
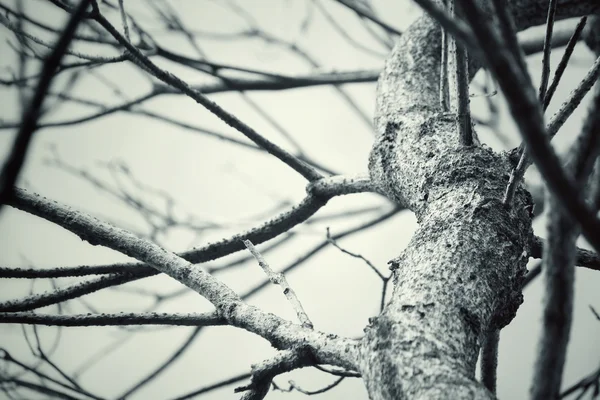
xmin=358 ymin=1 xmax=598 ymax=398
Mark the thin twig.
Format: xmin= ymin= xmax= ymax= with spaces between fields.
xmin=326 ymin=227 xmax=384 ymax=279
xmin=538 ymin=0 xmax=559 ymax=103
xmin=546 ymin=54 xmax=600 ymax=137
xmin=91 ymin=7 xmax=322 ymax=182
xmin=117 ymin=0 xmax=130 ymax=42
xmin=544 ymin=16 xmax=587 ymax=110
xmin=168 ymin=372 xmax=252 ymax=400
xmin=0 ymin=311 xmax=224 ymax=326
xmin=411 ymin=0 xmax=479 ymax=54
xmin=446 ymin=0 xmax=472 ymax=146
xmin=244 ymin=240 xmax=313 ymax=329
xmin=118 ymin=327 xmax=202 ymax=399
xmin=440 ymin=0 xmax=450 ymax=112
xmin=334 ymin=0 xmax=402 ymax=36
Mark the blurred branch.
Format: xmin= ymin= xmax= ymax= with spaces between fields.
xmin=118 ymin=326 xmax=202 ymax=399
xmin=333 ymin=0 xmax=402 ymax=36
xmin=168 ymin=372 xmax=252 ymax=400
xmin=543 ymin=16 xmax=587 ymax=110
xmin=0 ymin=0 xmax=91 ymax=211
xmin=531 ymin=80 xmax=600 ymax=400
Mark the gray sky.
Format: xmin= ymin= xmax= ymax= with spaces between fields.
xmin=0 ymin=1 xmax=599 ymax=399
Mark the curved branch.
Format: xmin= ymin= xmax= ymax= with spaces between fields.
xmin=2 ymin=187 xmax=358 ymax=369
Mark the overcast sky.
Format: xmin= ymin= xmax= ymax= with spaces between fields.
xmin=0 ymin=1 xmax=599 ymax=399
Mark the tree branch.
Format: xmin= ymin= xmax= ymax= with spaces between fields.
xmin=0 ymin=0 xmax=90 ymax=210
xmin=0 ymin=311 xmax=224 ymax=326
xmin=1 ymin=187 xmax=358 ymax=369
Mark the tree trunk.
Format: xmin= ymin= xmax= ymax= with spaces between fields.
xmin=358 ymin=1 xmax=599 ymax=398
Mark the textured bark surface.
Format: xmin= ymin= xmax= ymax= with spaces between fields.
xmin=355 ymin=3 xmax=580 ymax=397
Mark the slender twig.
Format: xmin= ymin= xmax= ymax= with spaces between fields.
xmin=326 ymin=228 xmax=384 ymax=279
xmin=117 ymin=0 xmax=130 ymax=42
xmin=0 ymin=311 xmax=224 ymax=326
xmin=244 ymin=240 xmax=313 ymax=329
xmin=118 ymin=327 xmax=202 ymax=399
xmin=239 ymin=207 xmax=399 ymax=301
xmin=91 ymin=8 xmax=322 ymax=182
xmin=235 ymin=349 xmax=315 ymax=400
xmin=334 ymin=0 xmax=402 ymax=36
xmin=446 ymin=0 xmax=472 ymax=145
xmin=5 ymin=378 xmax=82 ymax=400
xmin=1 ymin=349 xmax=104 ymax=400
xmin=0 ymin=0 xmax=91 ymax=210
xmin=546 ymin=54 xmax=600 ymax=137
xmin=440 ymin=0 xmax=450 ymax=112
xmin=272 ymin=375 xmax=345 ymax=395
xmin=559 ymin=364 xmax=600 ymax=398
xmin=538 ymin=0 xmax=559 ymax=103
xmin=590 ymin=306 xmax=600 ymax=321
xmin=167 ymin=372 xmax=252 ymax=400
xmin=544 ymin=16 xmax=587 ymax=110
xmin=0 ymin=12 xmax=118 ymax=63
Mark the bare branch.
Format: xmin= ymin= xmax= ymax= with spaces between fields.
xmin=235 ymin=349 xmax=315 ymax=400
xmin=459 ymin=0 xmax=600 ymax=253
xmin=326 ymin=228 xmax=385 ymax=280
xmin=531 ymin=77 xmax=600 ymax=400
xmin=446 ymin=0 xmax=472 ymax=146
xmin=168 ymin=372 xmax=252 ymax=400
xmin=538 ymin=0 xmax=559 ymax=103
xmin=0 ymin=0 xmax=91 ymax=210
xmin=0 ymin=311 xmax=224 ymax=326
xmin=546 ymin=54 xmax=600 ymax=137
xmin=530 ymin=236 xmax=600 ymax=271
xmin=411 ymin=0 xmax=479 ymax=54
xmin=1 ymin=188 xmax=358 ymax=369
xmin=244 ymin=240 xmax=314 ymax=329
xmin=118 ymin=327 xmax=202 ymax=399
xmin=91 ymin=8 xmax=323 ymax=182
xmin=333 ymin=0 xmax=402 ymax=36
xmin=544 ymin=16 xmax=588 ymax=110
